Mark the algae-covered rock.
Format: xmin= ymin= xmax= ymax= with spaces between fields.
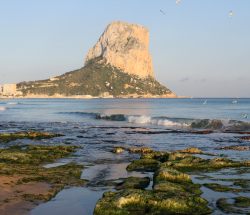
xmin=178 ymin=147 xmax=203 ymax=154
xmin=0 ymin=131 xmax=63 ymax=143
xmin=17 ymin=162 xmax=85 ymax=187
xmin=94 ymin=189 xmax=211 ymax=215
xmin=96 ymin=114 xmax=126 ymax=121
xmin=153 ymin=166 xmax=202 ymax=196
xmin=112 ymin=147 xmax=125 ymax=154
xmin=168 ymin=152 xmax=192 ymax=161
xmin=95 ymin=158 xmax=210 ymax=215
xmin=126 ymin=158 xmax=160 ymax=172
xmin=116 ymin=177 xmax=150 ymax=190
xmin=217 ymin=197 xmax=250 ymax=214
xmin=219 ymin=145 xmax=250 ymax=151
xmin=234 ymin=196 xmax=250 ymax=208
xmin=0 ymin=145 xmax=77 ymax=164
xmin=95 ymin=146 xmax=250 ymax=215
xmin=128 ymin=147 xmax=153 ymax=154
xmin=0 ymin=145 xmax=85 ymax=187
xmin=127 ymin=148 xmax=250 ymax=183
xmin=233 ymin=179 xmax=250 ymax=190
xmin=153 ymin=180 xmax=186 ymax=193
xmin=240 ymin=136 xmax=250 ymax=141
xmin=203 ymin=183 xmax=242 ymax=193
xmin=154 ymin=167 xmax=191 ymax=184
xmin=0 ymin=145 xmax=85 ymax=212
xmin=141 ymin=151 xmax=169 ymax=162
xmin=191 ymin=119 xmax=223 ymax=130
xmin=164 ymin=153 xmax=249 ymax=172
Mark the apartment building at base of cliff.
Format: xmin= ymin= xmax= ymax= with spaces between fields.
xmin=0 ymin=84 xmax=22 ymax=97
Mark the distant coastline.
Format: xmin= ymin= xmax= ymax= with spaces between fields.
xmin=0 ymin=93 xmax=180 ymax=99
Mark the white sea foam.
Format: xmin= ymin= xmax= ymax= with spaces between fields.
xmin=7 ymin=102 xmax=18 ymax=105
xmin=127 ymin=115 xmax=152 ymax=124
xmin=151 ymin=118 xmax=188 ymax=127
xmin=127 ymin=115 xmax=188 ymax=127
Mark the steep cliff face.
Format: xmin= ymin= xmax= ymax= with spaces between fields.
xmin=85 ymin=21 xmax=154 ymax=78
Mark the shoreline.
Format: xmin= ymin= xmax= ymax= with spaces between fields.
xmin=0 ymin=93 xmax=187 ymax=99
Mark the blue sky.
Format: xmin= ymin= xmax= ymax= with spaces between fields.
xmin=0 ymin=0 xmax=249 ymax=97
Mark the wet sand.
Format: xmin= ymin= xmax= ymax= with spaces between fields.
xmin=0 ymin=175 xmax=50 ymax=215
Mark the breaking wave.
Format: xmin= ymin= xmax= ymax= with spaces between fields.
xmin=7 ymin=102 xmax=18 ymax=105
xmin=95 ymin=114 xmax=189 ymax=128
xmin=127 ymin=115 xmax=188 ymax=127
xmin=96 ymin=114 xmax=250 ymax=131
xmin=62 ymin=111 xmax=250 ymax=131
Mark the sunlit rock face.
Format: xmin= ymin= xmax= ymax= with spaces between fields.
xmin=85 ymin=21 xmax=154 ymax=78
xmin=16 ymin=21 xmax=176 ymax=98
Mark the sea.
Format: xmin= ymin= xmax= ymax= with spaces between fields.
xmin=0 ymin=98 xmax=250 ymax=215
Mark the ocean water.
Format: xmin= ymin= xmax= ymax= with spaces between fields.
xmin=0 ymin=98 xmax=250 ymax=214
xmin=0 ymin=98 xmax=249 ymax=123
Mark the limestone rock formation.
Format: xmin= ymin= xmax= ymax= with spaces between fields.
xmin=16 ymin=21 xmax=176 ymax=98
xmin=85 ymin=21 xmax=154 ymax=78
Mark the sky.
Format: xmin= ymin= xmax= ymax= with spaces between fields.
xmin=0 ymin=0 xmax=250 ymax=97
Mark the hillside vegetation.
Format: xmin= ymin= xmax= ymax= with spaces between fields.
xmin=17 ymin=60 xmax=173 ymax=97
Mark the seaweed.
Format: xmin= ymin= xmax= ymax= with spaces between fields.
xmin=0 ymin=131 xmax=63 ymax=143
xmin=126 ymin=159 xmax=160 ymax=172
xmin=116 ymin=177 xmax=150 ymax=190
xmin=0 ymin=145 xmax=85 ymax=207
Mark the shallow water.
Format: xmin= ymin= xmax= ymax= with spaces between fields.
xmin=0 ymin=98 xmax=250 ymax=214
xmin=31 ymin=187 xmax=104 ymax=215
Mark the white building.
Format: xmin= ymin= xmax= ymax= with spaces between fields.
xmin=0 ymin=84 xmax=17 ymax=96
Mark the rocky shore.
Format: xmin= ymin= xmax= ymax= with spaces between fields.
xmin=1 ymin=130 xmax=250 ymax=214
xmin=0 ymin=132 xmax=86 ymax=215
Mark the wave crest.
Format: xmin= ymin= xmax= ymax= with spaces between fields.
xmin=7 ymin=102 xmax=18 ymax=105
xmin=127 ymin=115 xmax=188 ymax=127
xmin=127 ymin=115 xmax=151 ymax=124
xmin=62 ymin=111 xmax=250 ymax=131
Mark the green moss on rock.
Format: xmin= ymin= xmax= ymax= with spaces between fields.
xmin=203 ymin=183 xmax=242 ymax=193
xmin=94 ymin=189 xmax=211 ymax=215
xmin=0 ymin=145 xmax=85 ymax=205
xmin=235 ymin=196 xmax=250 ymax=208
xmin=116 ymin=177 xmax=150 ymax=190
xmin=0 ymin=131 xmax=63 ymax=143
xmin=141 ymin=151 xmax=169 ymax=163
xmin=233 ymin=179 xmax=250 ymax=190
xmin=153 ymin=166 xmax=202 ymax=196
xmin=126 ymin=159 xmax=160 ymax=172
xmin=217 ymin=197 xmax=250 ymax=214
xmin=154 ymin=167 xmax=191 ymax=184
xmin=164 ymin=153 xmax=249 ymax=172
xmin=177 ymin=147 xmax=203 ymax=154
xmin=128 ymin=147 xmax=154 ymax=154
xmin=96 ymin=147 xmax=250 ymax=215
xmin=0 ymin=145 xmax=77 ymax=164
xmin=112 ymin=147 xmax=125 ymax=154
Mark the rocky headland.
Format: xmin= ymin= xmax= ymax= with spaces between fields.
xmin=16 ymin=21 xmax=176 ymax=98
